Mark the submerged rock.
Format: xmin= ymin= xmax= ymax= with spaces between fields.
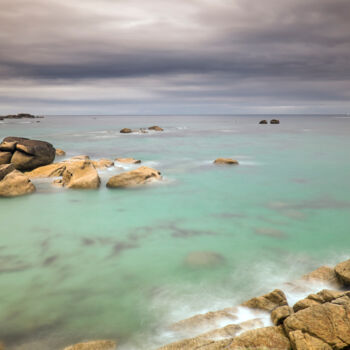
xmin=335 ymin=259 xmax=350 ymax=286
xmin=115 ymin=158 xmax=141 ymax=164
xmin=148 ymin=125 xmax=164 ymax=131
xmin=184 ymin=251 xmax=225 ymax=268
xmin=120 ymin=128 xmax=132 ymax=134
xmin=63 ymin=340 xmax=117 ymax=350
xmin=242 ymin=289 xmax=288 ymax=312
xmin=213 ymin=158 xmax=239 ymax=165
xmin=55 ymin=148 xmax=66 ymax=156
xmin=270 ymin=119 xmax=280 ymax=124
xmin=0 ymin=165 xmax=35 ymax=197
xmin=259 ymin=120 xmax=268 ymax=124
xmin=68 ymin=155 xmax=90 ymax=161
xmin=0 ymin=137 xmax=55 ymax=171
xmin=171 ymin=307 xmax=238 ymax=334
xmin=106 ymin=166 xmax=161 ymax=188
xmin=61 ymin=160 xmax=100 ymax=189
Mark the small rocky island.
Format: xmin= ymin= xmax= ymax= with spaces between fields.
xmin=0 ymin=113 xmax=43 ymax=120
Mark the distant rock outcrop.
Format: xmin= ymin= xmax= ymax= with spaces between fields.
xmin=148 ymin=126 xmax=164 ymax=131
xmin=0 ymin=137 xmax=55 ymax=171
xmin=0 ymin=113 xmax=39 ymax=119
xmin=120 ymin=128 xmax=133 ymax=134
xmin=213 ymin=158 xmax=239 ymax=165
xmin=259 ymin=120 xmax=268 ymax=124
xmin=270 ymin=119 xmax=280 ymax=124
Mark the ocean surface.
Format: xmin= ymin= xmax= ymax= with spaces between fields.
xmin=0 ymin=115 xmax=349 ymax=349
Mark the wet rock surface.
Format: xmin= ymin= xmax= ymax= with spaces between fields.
xmin=60 ymin=160 xmax=101 ymax=189
xmin=242 ymin=289 xmax=288 ymax=312
xmin=115 ymin=158 xmax=141 ymax=164
xmin=213 ymin=158 xmax=239 ymax=165
xmin=335 ymin=259 xmax=350 ymax=286
xmin=63 ymin=340 xmax=117 ymax=350
xmin=107 ymin=166 xmax=161 ymax=188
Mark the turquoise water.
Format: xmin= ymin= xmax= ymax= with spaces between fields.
xmin=0 ymin=115 xmax=349 ymax=349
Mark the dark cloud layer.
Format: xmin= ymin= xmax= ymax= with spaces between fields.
xmin=0 ymin=0 xmax=350 ymax=114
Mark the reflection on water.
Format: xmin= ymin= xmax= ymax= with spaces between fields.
xmin=0 ymin=115 xmax=349 ymax=349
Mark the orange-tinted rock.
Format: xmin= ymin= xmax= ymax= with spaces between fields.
xmin=242 ymin=289 xmax=288 ymax=312
xmin=107 ymin=166 xmax=161 ymax=188
xmin=213 ymin=158 xmax=239 ymax=165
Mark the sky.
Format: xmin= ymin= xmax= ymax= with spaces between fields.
xmin=0 ymin=0 xmax=350 ymax=115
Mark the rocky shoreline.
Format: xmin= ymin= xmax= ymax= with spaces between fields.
xmin=0 ymin=259 xmax=348 ymax=349
xmin=155 ymin=259 xmax=350 ymax=350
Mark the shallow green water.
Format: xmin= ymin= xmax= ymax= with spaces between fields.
xmin=0 ymin=115 xmax=349 ymax=349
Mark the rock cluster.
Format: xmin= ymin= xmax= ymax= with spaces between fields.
xmin=259 ymin=119 xmax=280 ymax=124
xmin=158 ymin=259 xmax=350 ymax=350
xmin=22 ymin=155 xmax=162 ymax=191
xmin=120 ymin=126 xmax=164 ymax=133
xmin=0 ymin=137 xmax=55 ymax=171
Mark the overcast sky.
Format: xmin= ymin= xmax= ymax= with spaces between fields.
xmin=1 ymin=0 xmax=350 ymax=115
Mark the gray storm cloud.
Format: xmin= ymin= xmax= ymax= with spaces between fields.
xmin=0 ymin=0 xmax=349 ymax=114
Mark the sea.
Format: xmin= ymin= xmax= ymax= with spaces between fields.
xmin=0 ymin=115 xmax=349 ymax=349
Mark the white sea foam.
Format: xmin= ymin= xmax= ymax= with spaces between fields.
xmin=238 ymin=160 xmax=263 ymax=166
